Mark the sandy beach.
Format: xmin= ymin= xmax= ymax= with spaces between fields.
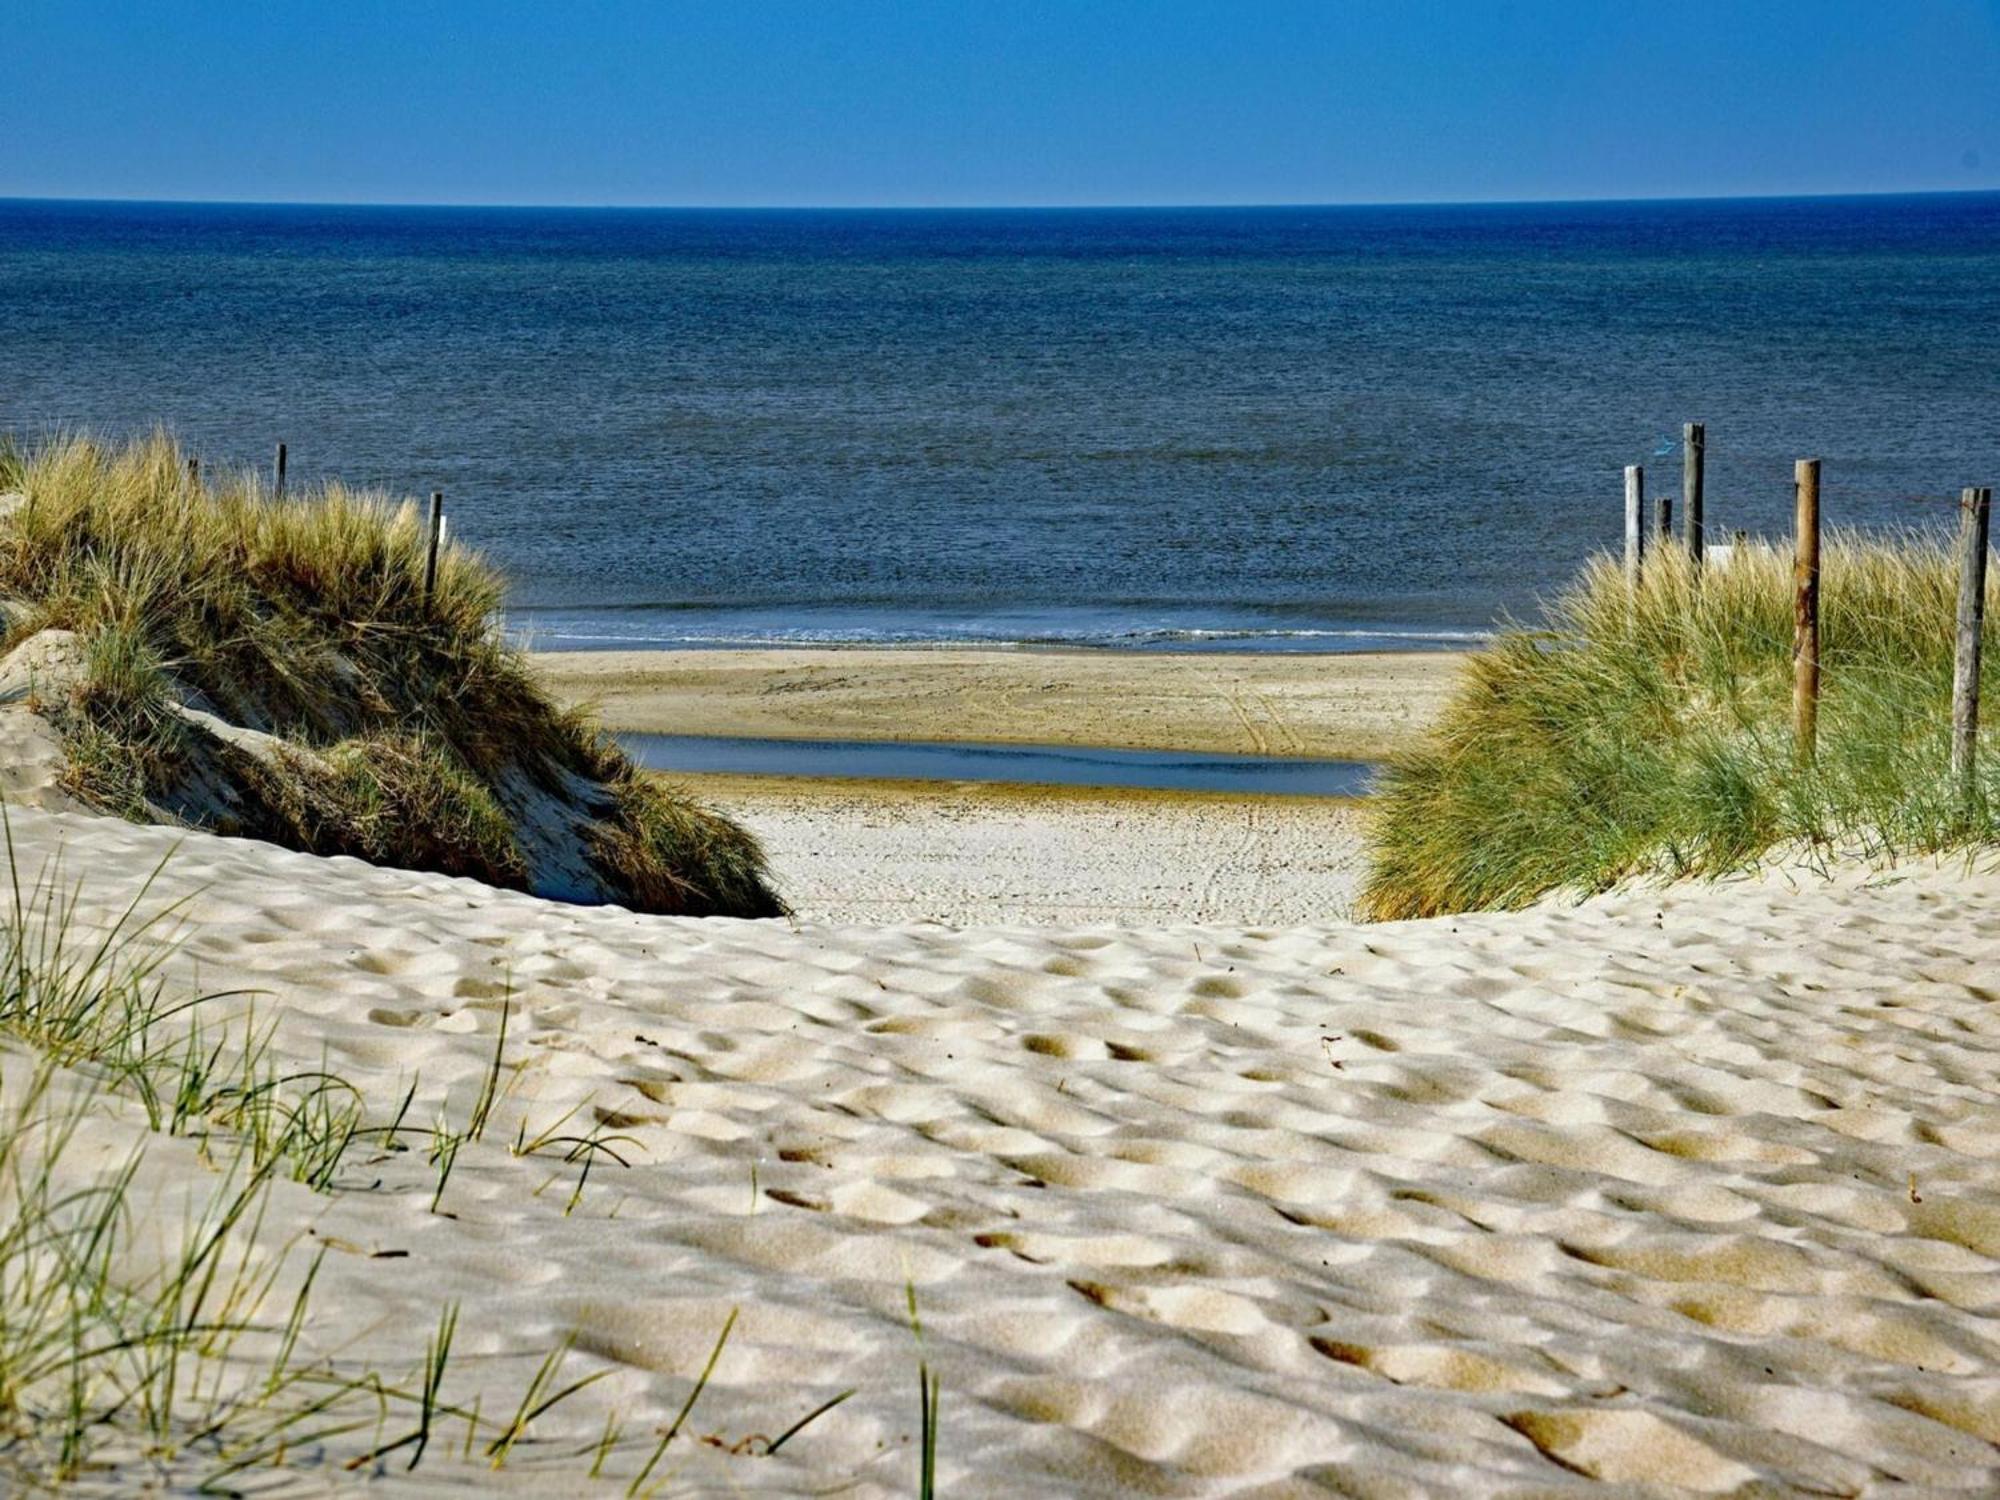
xmin=13 ymin=13 xmax=1996 ymax=1493
xmin=533 ymin=648 xmax=1459 ymax=924
xmin=533 ymin=648 xmax=1464 ymax=762
xmin=17 ymin=800 xmax=2000 ymax=1494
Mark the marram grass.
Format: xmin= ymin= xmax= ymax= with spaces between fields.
xmin=1363 ymin=535 xmax=2000 ymax=919
xmin=0 ymin=828 xmax=854 ymax=1487
xmin=0 ymin=431 xmax=782 ymax=917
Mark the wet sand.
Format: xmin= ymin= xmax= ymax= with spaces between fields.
xmin=533 ymin=647 xmax=1463 ymax=762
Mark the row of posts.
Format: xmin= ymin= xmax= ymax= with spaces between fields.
xmin=185 ymin=442 xmax=448 ymax=607
xmin=272 ymin=443 xmax=448 ymax=607
xmin=1618 ymin=425 xmax=1993 ymax=800
xmin=1623 ymin=422 xmax=1710 ymax=577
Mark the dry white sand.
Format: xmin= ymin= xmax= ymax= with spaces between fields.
xmin=16 ymin=802 xmax=2000 ymax=1495
xmin=680 ymin=774 xmax=1369 ymax=925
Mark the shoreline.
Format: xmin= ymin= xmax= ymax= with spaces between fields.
xmin=533 ymin=644 xmax=1463 ymax=763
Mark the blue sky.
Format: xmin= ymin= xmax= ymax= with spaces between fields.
xmin=3 ymin=1 xmax=1998 ymax=206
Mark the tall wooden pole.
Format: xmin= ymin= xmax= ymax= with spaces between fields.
xmin=1952 ymin=485 xmax=1992 ymax=800
xmin=1623 ymin=465 xmax=1646 ymax=587
xmin=1682 ymin=422 xmax=1706 ymax=572
xmin=424 ymin=491 xmax=444 ymax=606
xmin=275 ymin=442 xmax=287 ymax=498
xmin=1793 ymin=458 xmax=1821 ymax=764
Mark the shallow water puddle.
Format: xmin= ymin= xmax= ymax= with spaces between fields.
xmin=616 ymin=732 xmax=1373 ymax=797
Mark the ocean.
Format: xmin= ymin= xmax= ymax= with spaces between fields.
xmin=2 ymin=193 xmax=1997 ymax=652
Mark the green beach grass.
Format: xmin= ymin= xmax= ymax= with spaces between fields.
xmin=0 ymin=823 xmax=868 ymax=1489
xmin=0 ymin=827 xmax=600 ymax=1488
xmin=1363 ymin=535 xmax=2000 ymax=919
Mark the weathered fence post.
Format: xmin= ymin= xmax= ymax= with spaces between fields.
xmin=1952 ymin=484 xmax=1992 ymax=801
xmin=1793 ymin=458 xmax=1821 ymax=763
xmin=1656 ymin=493 xmax=1673 ymax=548
xmin=1624 ymin=465 xmax=1646 ymax=586
xmin=424 ymin=491 xmax=444 ymax=605
xmin=1682 ymin=421 xmax=1705 ymax=573
xmin=186 ymin=456 xmax=199 ymax=490
xmin=274 ymin=442 xmax=287 ymax=498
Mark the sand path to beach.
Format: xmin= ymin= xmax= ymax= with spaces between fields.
xmin=678 ymin=775 xmax=1368 ymax=925
xmin=17 ymin=803 xmax=2000 ymax=1495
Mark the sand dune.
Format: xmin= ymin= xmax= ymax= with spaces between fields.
xmin=15 ymin=803 xmax=2000 ymax=1494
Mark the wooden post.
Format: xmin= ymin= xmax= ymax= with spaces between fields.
xmin=186 ymin=456 xmax=199 ymax=489
xmin=423 ymin=492 xmax=444 ymax=604
xmin=1952 ymin=485 xmax=1992 ymax=799
xmin=1792 ymin=458 xmax=1821 ymax=763
xmin=274 ymin=442 xmax=287 ymax=498
xmin=1624 ymin=465 xmax=1645 ymax=586
xmin=1682 ymin=422 xmax=1705 ymax=572
xmin=1655 ymin=493 xmax=1673 ymax=547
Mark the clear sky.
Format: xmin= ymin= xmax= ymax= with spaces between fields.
xmin=3 ymin=0 xmax=1998 ymax=207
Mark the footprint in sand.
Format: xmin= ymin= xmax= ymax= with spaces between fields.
xmin=1069 ymin=1279 xmax=1267 ymax=1336
xmin=1505 ymin=1408 xmax=1757 ymax=1490
xmin=1312 ymin=1338 xmax=1570 ymax=1396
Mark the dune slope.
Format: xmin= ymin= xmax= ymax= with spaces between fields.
xmin=12 ymin=804 xmax=2000 ymax=1495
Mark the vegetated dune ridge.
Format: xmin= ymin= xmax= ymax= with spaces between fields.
xmin=1366 ymin=539 xmax=2000 ymax=921
xmin=0 ymin=433 xmax=781 ymax=917
xmin=12 ymin=801 xmax=2000 ymax=1495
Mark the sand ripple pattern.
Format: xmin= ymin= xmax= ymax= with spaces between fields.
xmin=23 ymin=806 xmax=2000 ymax=1496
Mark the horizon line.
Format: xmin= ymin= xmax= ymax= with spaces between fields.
xmin=3 ymin=186 xmax=1997 ymax=214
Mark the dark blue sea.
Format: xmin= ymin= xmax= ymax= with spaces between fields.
xmin=2 ymin=194 xmax=1997 ymax=652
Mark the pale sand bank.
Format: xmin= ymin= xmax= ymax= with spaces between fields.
xmin=533 ymin=647 xmax=1464 ymax=761
xmin=16 ymin=802 xmax=2000 ymax=1495
xmin=676 ymin=773 xmax=1368 ymax=925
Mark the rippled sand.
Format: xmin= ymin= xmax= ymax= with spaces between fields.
xmin=15 ymin=803 xmax=2000 ymax=1495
